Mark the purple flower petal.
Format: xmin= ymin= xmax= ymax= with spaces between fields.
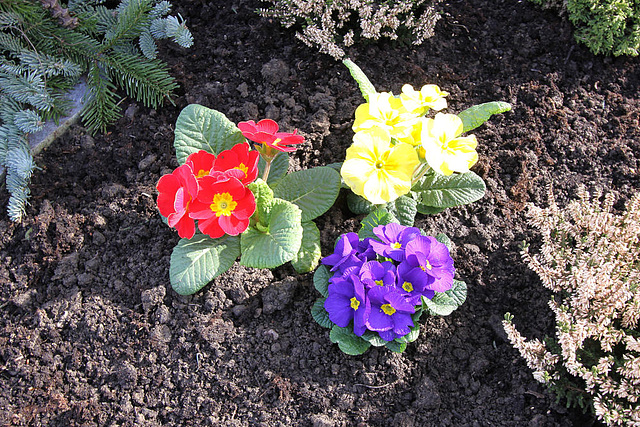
xmin=324 ymin=293 xmax=352 ymax=327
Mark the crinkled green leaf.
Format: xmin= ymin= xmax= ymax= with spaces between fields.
xmin=240 ymin=198 xmax=303 ymax=268
xmin=169 ymin=234 xmax=240 ymax=295
xmin=361 ymin=330 xmax=387 ymax=347
xmin=258 ymin=151 xmax=289 ymax=185
xmin=387 ymin=195 xmax=417 ymax=226
xmin=174 ymin=104 xmax=245 ymax=164
xmin=359 ymin=207 xmax=397 ymax=240
xmin=248 ymin=179 xmax=274 ymax=226
xmin=385 ymin=339 xmax=407 ymax=353
xmin=422 ymin=280 xmax=467 ymax=316
xmin=415 ymin=203 xmax=447 ymax=215
xmin=330 ymin=325 xmax=371 ymax=355
xmin=291 ymin=221 xmax=322 ymax=273
xmin=311 ymin=297 xmax=333 ymax=329
xmin=347 ymin=191 xmax=374 ymax=215
xmin=395 ymin=324 xmax=421 ymax=344
xmin=414 ymin=172 xmax=485 ymax=209
xmin=458 ymin=101 xmax=512 ymax=133
xmin=273 ymin=167 xmax=341 ymax=222
xmin=343 ymin=59 xmax=376 ymax=102
xmin=313 ymin=264 xmax=330 ymax=297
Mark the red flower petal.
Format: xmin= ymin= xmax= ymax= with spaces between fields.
xmin=254 ymin=119 xmax=279 ymax=134
xmin=186 ymin=150 xmax=216 ymax=178
xmin=232 ymin=190 xmax=256 ymax=219
xmin=218 ymin=214 xmax=249 ymax=236
xmin=174 ymin=213 xmax=196 ymax=239
xmin=197 ymin=216 xmax=225 ymax=239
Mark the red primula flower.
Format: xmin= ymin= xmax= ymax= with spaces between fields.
xmin=213 ymin=143 xmax=259 ymax=185
xmin=237 ymin=119 xmax=304 ymax=152
xmin=186 ymin=150 xmax=216 ymax=179
xmin=156 ymin=164 xmax=199 ymax=239
xmin=189 ymin=175 xmax=256 ymax=238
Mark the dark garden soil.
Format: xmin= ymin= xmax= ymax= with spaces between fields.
xmin=1 ymin=0 xmax=639 ymax=425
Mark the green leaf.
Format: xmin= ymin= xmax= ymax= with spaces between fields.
xmin=311 ymin=298 xmax=334 ymax=329
xmin=422 ymin=280 xmax=468 ymax=316
xmin=313 ymin=264 xmax=331 ymax=297
xmin=240 ymin=198 xmax=303 ymax=268
xmin=326 ymin=162 xmax=343 ymax=173
xmin=330 ymin=325 xmax=371 ymax=355
xmin=361 ymin=330 xmax=387 ymax=347
xmin=395 ymin=324 xmax=421 ymax=344
xmin=359 ymin=207 xmax=398 ymax=240
xmin=416 ymin=204 xmax=447 ymax=215
xmin=387 ymin=195 xmax=417 ymax=226
xmin=258 ymin=151 xmax=289 ymax=185
xmin=413 ymin=172 xmax=486 ymax=209
xmin=174 ymin=104 xmax=245 ymax=164
xmin=342 ymin=58 xmax=376 ymax=102
xmin=291 ymin=221 xmax=322 ymax=273
xmin=169 ymin=234 xmax=240 ymax=295
xmin=458 ymin=101 xmax=512 ymax=133
xmin=347 ymin=191 xmax=375 ymax=215
xmin=272 ymin=167 xmax=341 ymax=222
xmin=248 ymin=179 xmax=274 ymax=226
xmin=385 ymin=340 xmax=407 ymax=353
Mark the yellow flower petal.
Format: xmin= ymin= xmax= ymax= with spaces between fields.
xmin=421 ymin=113 xmax=478 ymax=175
xmin=341 ymin=128 xmax=419 ymax=204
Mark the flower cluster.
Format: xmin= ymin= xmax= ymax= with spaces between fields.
xmin=156 ymin=143 xmax=259 ymax=239
xmin=323 ymin=223 xmax=455 ymax=340
xmin=341 ymin=83 xmax=479 ymax=204
xmin=157 ymin=116 xmax=306 ymax=240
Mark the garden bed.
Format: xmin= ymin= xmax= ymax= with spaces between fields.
xmin=1 ymin=0 xmax=639 ymax=425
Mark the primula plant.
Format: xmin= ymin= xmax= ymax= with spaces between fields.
xmin=311 ymin=59 xmax=509 ymax=354
xmin=312 ymin=220 xmax=467 ymax=355
xmin=157 ymin=105 xmax=341 ymax=295
xmin=339 ymin=59 xmax=511 ymax=222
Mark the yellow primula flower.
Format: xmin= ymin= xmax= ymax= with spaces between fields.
xmin=400 ymin=84 xmax=448 ymax=116
xmin=421 ymin=113 xmax=478 ymax=176
xmin=341 ymin=127 xmax=419 ymax=204
xmin=352 ymin=92 xmax=417 ymax=141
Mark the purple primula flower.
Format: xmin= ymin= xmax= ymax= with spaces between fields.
xmin=398 ymin=235 xmax=455 ymax=293
xmin=357 ymin=237 xmax=378 ymax=261
xmin=359 ymin=260 xmax=397 ymax=289
xmin=365 ymin=286 xmax=415 ymax=338
xmin=396 ymin=266 xmax=435 ymax=305
xmin=369 ymin=223 xmax=421 ymax=262
xmin=322 ymin=232 xmax=363 ymax=273
xmin=324 ymin=274 xmax=369 ymax=336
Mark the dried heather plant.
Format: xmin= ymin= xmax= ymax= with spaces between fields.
xmin=257 ymin=0 xmax=441 ymax=59
xmin=503 ymin=186 xmax=640 ymax=426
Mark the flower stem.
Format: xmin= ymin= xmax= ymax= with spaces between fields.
xmin=262 ymin=158 xmax=272 ymax=182
xmin=411 ymin=163 xmax=430 ymax=186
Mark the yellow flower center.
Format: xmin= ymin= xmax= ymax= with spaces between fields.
xmin=391 ymin=242 xmax=402 ymax=249
xmin=234 ymin=162 xmax=248 ymax=176
xmin=210 ymin=192 xmax=237 ymax=217
xmin=381 ymin=304 xmax=396 ymax=316
xmin=375 ymin=160 xmax=384 ymax=169
xmin=196 ymin=169 xmax=209 ymax=178
xmin=420 ymin=260 xmax=433 ymax=271
xmin=350 ymin=297 xmax=360 ymax=310
xmin=402 ymin=281 xmax=414 ymax=292
xmin=375 ymin=280 xmax=384 ymax=286
xmin=272 ymin=138 xmax=281 ymax=146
